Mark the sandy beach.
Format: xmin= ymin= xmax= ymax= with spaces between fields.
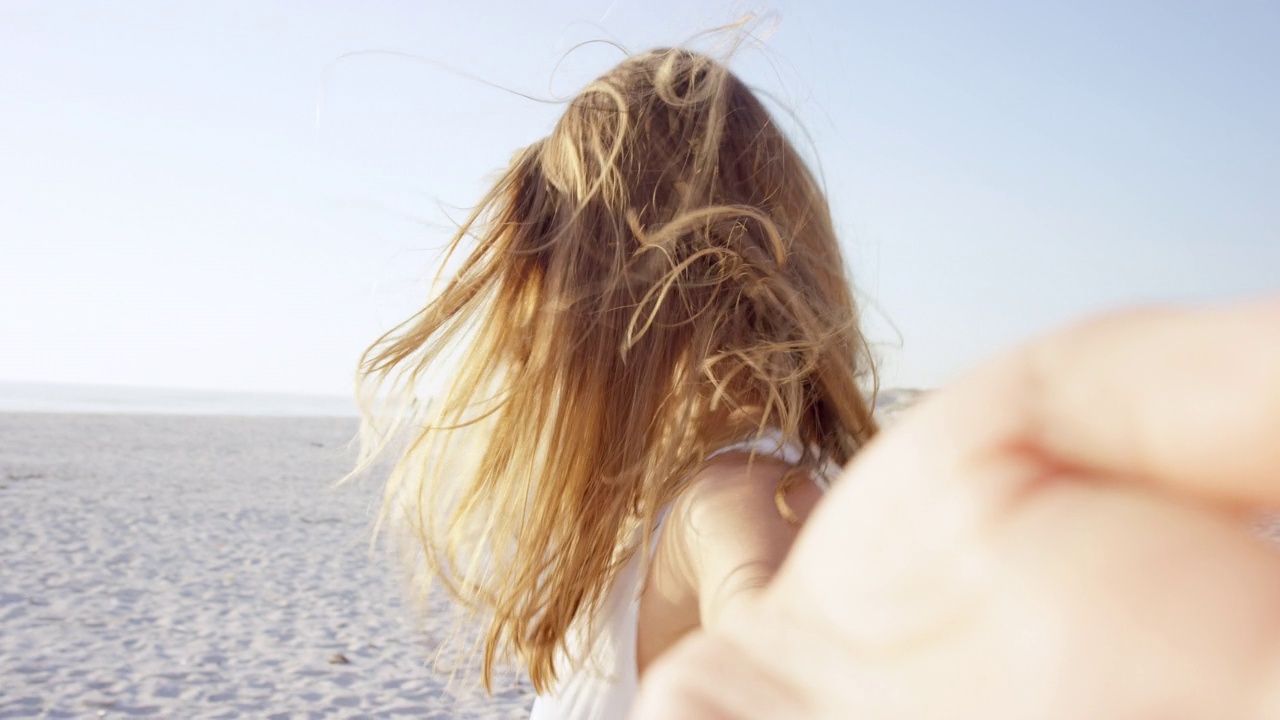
xmin=13 ymin=391 xmax=1264 ymax=718
xmin=0 ymin=412 xmax=534 ymax=718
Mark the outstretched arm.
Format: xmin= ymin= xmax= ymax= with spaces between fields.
xmin=635 ymin=297 xmax=1280 ymax=720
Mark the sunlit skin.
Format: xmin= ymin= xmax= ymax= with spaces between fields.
xmin=634 ymin=298 xmax=1280 ymax=719
xmin=637 ymin=449 xmax=825 ymax=676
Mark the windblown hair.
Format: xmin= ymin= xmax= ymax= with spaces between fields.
xmin=356 ymin=47 xmax=879 ymax=693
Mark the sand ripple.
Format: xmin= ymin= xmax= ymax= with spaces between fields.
xmin=0 ymin=413 xmax=533 ymax=718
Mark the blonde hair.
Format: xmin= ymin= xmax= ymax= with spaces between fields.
xmin=356 ymin=47 xmax=879 ymax=693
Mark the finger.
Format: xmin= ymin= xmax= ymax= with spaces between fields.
xmin=1017 ymin=297 xmax=1280 ymax=504
xmin=782 ymin=297 xmax=1280 ymax=649
xmin=925 ymin=296 xmax=1280 ymax=505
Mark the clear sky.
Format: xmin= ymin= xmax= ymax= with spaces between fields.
xmin=2 ymin=1 xmax=1276 ymax=396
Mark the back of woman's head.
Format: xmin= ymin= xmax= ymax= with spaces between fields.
xmin=358 ymin=47 xmax=878 ymax=692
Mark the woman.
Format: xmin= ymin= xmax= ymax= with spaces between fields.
xmin=356 ymin=47 xmax=878 ymax=717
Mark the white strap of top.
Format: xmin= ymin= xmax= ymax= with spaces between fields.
xmin=706 ymin=428 xmax=844 ymax=489
xmin=705 ymin=428 xmax=804 ymax=466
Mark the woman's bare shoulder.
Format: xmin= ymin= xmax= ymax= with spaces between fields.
xmin=672 ymin=452 xmax=823 ymax=531
xmin=663 ymin=452 xmax=824 ymax=630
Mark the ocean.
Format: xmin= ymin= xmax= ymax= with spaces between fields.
xmin=0 ymin=381 xmax=358 ymax=417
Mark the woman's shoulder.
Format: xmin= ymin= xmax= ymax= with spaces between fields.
xmin=653 ymin=451 xmax=823 ymax=634
xmin=673 ymin=450 xmax=823 ymax=531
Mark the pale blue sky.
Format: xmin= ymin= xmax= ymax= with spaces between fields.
xmin=2 ymin=1 xmax=1276 ymax=396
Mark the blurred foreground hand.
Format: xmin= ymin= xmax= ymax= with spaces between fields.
xmin=633 ymin=298 xmax=1280 ymax=720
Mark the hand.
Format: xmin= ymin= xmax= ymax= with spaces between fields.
xmin=632 ymin=298 xmax=1280 ymax=719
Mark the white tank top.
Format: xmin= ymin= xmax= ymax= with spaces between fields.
xmin=529 ymin=431 xmax=827 ymax=719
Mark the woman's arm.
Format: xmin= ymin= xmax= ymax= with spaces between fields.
xmin=634 ymin=298 xmax=1280 ymax=720
xmin=671 ymin=454 xmax=825 ymax=632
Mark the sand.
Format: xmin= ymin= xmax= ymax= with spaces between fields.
xmin=12 ymin=400 xmax=1267 ymax=718
xmin=0 ymin=413 xmax=533 ymax=719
